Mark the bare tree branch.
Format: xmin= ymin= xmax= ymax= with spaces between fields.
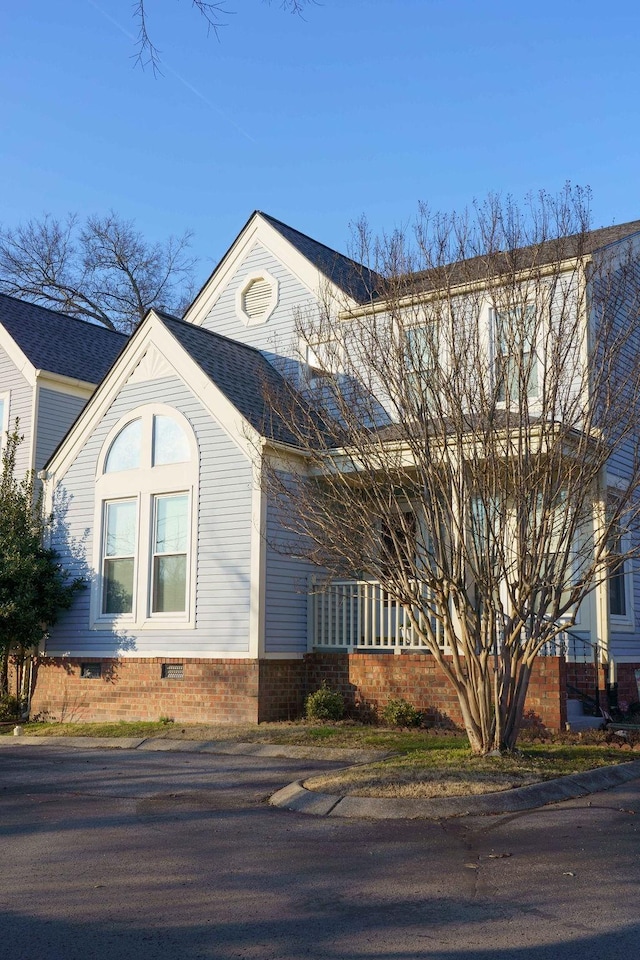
xmin=132 ymin=1 xmax=317 ymax=73
xmin=0 ymin=212 xmax=196 ymax=333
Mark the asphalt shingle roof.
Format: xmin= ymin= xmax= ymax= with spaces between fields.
xmin=406 ymin=219 xmax=640 ymax=296
xmin=157 ymin=312 xmax=324 ymax=447
xmin=0 ymin=294 xmax=128 ymax=384
xmin=260 ymin=212 xmax=382 ymax=303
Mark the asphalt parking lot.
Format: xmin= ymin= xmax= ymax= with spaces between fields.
xmin=2 ymin=743 xmax=640 ymax=959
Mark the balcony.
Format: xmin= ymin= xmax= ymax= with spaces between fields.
xmin=308 ymin=578 xmax=598 ymax=662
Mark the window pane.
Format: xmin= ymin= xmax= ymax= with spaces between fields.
xmin=609 ymin=567 xmax=626 ymax=616
xmin=105 ymin=501 xmax=137 ymax=556
xmin=105 ymin=419 xmax=142 ymax=473
xmin=154 ymin=495 xmax=188 ymax=553
xmin=103 ymin=558 xmax=134 ymax=614
xmin=153 ymin=415 xmax=190 ymax=466
xmin=153 ymin=555 xmax=187 ymax=612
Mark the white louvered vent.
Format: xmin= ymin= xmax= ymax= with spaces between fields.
xmin=242 ymin=277 xmax=272 ymax=320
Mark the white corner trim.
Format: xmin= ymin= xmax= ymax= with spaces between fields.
xmin=248 ymin=459 xmax=266 ymax=658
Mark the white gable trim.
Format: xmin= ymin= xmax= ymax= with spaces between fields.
xmin=183 ymin=213 xmax=359 ymax=328
xmin=0 ymin=324 xmax=37 ymax=387
xmin=46 ymin=312 xmax=262 ymax=484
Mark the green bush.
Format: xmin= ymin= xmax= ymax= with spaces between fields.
xmin=0 ymin=695 xmax=22 ymax=721
xmin=305 ymin=683 xmax=345 ymax=721
xmin=381 ymin=697 xmax=422 ymax=728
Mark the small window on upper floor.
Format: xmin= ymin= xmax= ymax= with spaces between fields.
xmin=494 ymin=305 xmax=539 ymax=402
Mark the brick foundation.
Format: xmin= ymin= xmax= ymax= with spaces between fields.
xmin=29 ymin=657 xmax=262 ymax=724
xmin=28 ymin=650 xmax=573 ymax=731
xmin=305 ymin=651 xmax=567 ymax=732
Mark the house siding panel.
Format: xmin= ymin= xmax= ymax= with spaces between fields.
xmin=201 ymin=242 xmax=317 ymax=371
xmin=264 ymin=496 xmax=316 ymax=655
xmin=0 ymin=346 xmax=33 ymax=475
xmin=35 ymin=388 xmax=87 ymax=471
xmin=46 ymin=375 xmax=254 ymax=658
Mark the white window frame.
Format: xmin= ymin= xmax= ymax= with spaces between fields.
xmin=0 ymin=391 xmax=10 ymax=452
xmin=91 ymin=404 xmax=198 ymax=631
xmin=608 ymin=520 xmax=635 ymax=632
xmin=493 ymin=304 xmax=540 ymax=404
xmin=299 ymin=331 xmax=345 ymax=388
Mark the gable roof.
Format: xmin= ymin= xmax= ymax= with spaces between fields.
xmin=259 ymin=213 xmax=382 ymax=303
xmin=156 ymin=311 xmax=325 ymax=447
xmin=0 ymin=294 xmax=127 ymax=384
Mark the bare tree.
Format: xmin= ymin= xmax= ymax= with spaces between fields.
xmin=262 ymin=187 xmax=640 ymax=754
xmin=134 ymin=1 xmax=317 ymax=72
xmin=0 ymin=212 xmax=196 ymax=333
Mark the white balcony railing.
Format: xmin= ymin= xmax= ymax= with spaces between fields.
xmin=308 ymin=578 xmax=599 ymax=662
xmin=308 ymin=578 xmax=446 ymax=653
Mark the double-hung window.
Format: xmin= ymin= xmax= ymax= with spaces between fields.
xmin=94 ymin=406 xmax=197 ymax=629
xmin=152 ymin=493 xmax=189 ymax=613
xmin=405 ymin=323 xmax=440 ymax=412
xmin=102 ymin=499 xmax=137 ymax=615
xmin=495 ymin=305 xmax=538 ymax=402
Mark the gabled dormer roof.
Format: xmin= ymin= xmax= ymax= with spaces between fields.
xmin=258 ymin=213 xmax=382 ymax=303
xmin=0 ymin=294 xmax=127 ymax=385
xmin=183 ymin=210 xmax=383 ymax=327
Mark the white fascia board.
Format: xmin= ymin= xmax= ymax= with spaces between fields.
xmin=0 ymin=325 xmax=36 ymax=387
xmin=47 ymin=312 xmax=262 ymax=482
xmin=183 ymin=213 xmax=359 ymax=327
xmin=35 ymin=371 xmax=96 ymax=399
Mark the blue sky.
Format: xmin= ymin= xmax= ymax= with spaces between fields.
xmin=2 ymin=1 xmax=640 ymax=285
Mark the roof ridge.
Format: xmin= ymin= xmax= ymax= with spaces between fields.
xmin=258 ymin=211 xmax=371 ymax=273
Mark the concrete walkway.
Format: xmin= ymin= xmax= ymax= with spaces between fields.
xmin=2 ymin=733 xmax=640 ymax=820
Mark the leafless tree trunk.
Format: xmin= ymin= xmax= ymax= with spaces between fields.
xmin=261 ymin=187 xmax=640 ymax=754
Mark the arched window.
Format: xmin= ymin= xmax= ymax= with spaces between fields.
xmin=93 ymin=406 xmax=198 ymax=628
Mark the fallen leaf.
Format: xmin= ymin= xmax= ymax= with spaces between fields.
xmin=562 ymin=872 xmax=576 ymax=877
xmin=486 ymin=853 xmax=512 ymax=859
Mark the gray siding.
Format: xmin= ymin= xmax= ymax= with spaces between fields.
xmin=264 ymin=496 xmax=316 ymax=655
xmin=201 ymin=242 xmax=318 ymax=373
xmin=36 ymin=387 xmax=88 ymax=471
xmin=0 ymin=346 xmax=33 ymax=476
xmin=46 ymin=375 xmax=254 ymax=658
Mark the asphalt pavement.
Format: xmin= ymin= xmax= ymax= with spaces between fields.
xmin=2 ymin=738 xmax=640 ymax=959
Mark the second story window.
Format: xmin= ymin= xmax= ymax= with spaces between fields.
xmin=495 ymin=305 xmax=538 ymax=402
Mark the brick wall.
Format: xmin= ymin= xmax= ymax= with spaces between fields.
xmin=305 ymin=651 xmax=567 ymax=732
xmin=28 ymin=651 xmax=573 ymax=730
xmin=30 ymin=657 xmax=261 ymax=724
xmin=258 ymin=660 xmax=306 ymax=721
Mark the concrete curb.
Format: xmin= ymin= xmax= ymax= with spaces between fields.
xmin=3 ymin=735 xmax=640 ymax=819
xmin=269 ymin=759 xmax=640 ymax=819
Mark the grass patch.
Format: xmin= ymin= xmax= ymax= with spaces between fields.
xmin=305 ymin=738 xmax=640 ymax=798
